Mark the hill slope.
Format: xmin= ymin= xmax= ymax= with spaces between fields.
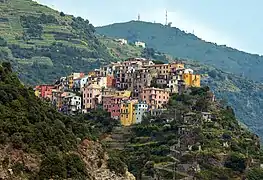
xmin=104 ymin=87 xmax=263 ymax=180
xmin=0 ymin=0 xmax=141 ymax=85
xmin=97 ymin=21 xmax=263 ymax=139
xmin=1 ymin=0 xmax=263 ymax=139
xmin=96 ymin=21 xmax=263 ymax=82
xmin=0 ymin=62 xmax=135 ymax=179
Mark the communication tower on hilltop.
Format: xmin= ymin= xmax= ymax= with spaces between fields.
xmin=138 ymin=14 xmax=140 ymax=21
xmin=165 ymin=10 xmax=168 ymax=25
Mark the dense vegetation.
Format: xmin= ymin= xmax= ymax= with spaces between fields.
xmin=0 ymin=0 xmax=142 ymax=85
xmin=97 ymin=21 xmax=263 ymax=140
xmin=0 ymin=62 xmax=120 ymax=179
xmin=104 ymin=87 xmax=263 ymax=180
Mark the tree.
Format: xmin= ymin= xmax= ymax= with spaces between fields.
xmin=0 ymin=37 xmax=7 ymax=46
xmin=60 ymin=12 xmax=65 ymax=16
xmin=224 ymin=153 xmax=246 ymax=173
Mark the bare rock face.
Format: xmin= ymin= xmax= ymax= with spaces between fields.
xmin=78 ymin=139 xmax=135 ymax=180
xmin=0 ymin=140 xmax=135 ymax=180
xmin=0 ymin=145 xmax=40 ymax=179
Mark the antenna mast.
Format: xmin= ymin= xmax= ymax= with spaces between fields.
xmin=165 ymin=10 xmax=168 ymax=25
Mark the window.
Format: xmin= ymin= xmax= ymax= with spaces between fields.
xmin=126 ymin=115 xmax=128 ymax=118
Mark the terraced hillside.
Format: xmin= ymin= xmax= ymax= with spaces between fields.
xmin=97 ymin=21 xmax=263 ymax=140
xmin=105 ymin=87 xmax=263 ymax=180
xmin=0 ymin=0 xmax=142 ymax=85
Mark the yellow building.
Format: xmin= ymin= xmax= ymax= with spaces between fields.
xmin=183 ymin=73 xmax=201 ymax=87
xmin=68 ymin=73 xmax=84 ymax=89
xmin=117 ymin=90 xmax=131 ymax=98
xmin=120 ymin=100 xmax=137 ymax=126
xmin=170 ymin=62 xmax=185 ymax=69
xmin=34 ymin=89 xmax=40 ymax=97
xmin=88 ymin=71 xmax=96 ymax=77
xmin=68 ymin=74 xmax=74 ymax=89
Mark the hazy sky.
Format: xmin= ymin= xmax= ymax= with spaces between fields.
xmin=38 ymin=0 xmax=262 ymax=55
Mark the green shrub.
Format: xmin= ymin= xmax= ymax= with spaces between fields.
xmin=0 ymin=37 xmax=7 ymax=46
xmin=60 ymin=12 xmax=65 ymax=16
xmin=64 ymin=153 xmax=88 ymax=179
xmin=108 ymin=156 xmax=126 ymax=175
xmin=247 ymin=168 xmax=263 ymax=180
xmin=12 ymin=162 xmax=25 ymax=175
xmin=39 ymin=152 xmax=67 ymax=179
xmin=224 ymin=153 xmax=246 ymax=173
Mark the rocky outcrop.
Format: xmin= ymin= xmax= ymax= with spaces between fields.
xmin=0 ymin=140 xmax=135 ymax=180
xmin=0 ymin=145 xmax=40 ymax=179
xmin=78 ymin=139 xmax=135 ymax=180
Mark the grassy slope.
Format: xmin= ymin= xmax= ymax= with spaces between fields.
xmin=0 ymin=0 xmax=143 ymax=85
xmin=96 ymin=21 xmax=263 ymax=82
xmin=96 ymin=21 xmax=263 ymax=139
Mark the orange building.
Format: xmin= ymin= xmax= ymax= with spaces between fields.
xmin=183 ymin=73 xmax=201 ymax=87
xmin=106 ymin=75 xmax=115 ymax=88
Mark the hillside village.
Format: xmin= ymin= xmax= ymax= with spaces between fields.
xmin=34 ymin=57 xmax=201 ymax=126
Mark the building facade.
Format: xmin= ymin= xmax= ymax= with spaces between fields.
xmin=133 ymin=101 xmax=148 ymax=124
xmin=82 ymin=84 xmax=101 ymax=110
xmin=140 ymin=87 xmax=170 ymax=110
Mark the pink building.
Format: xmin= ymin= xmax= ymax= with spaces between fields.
xmin=140 ymin=87 xmax=170 ymax=110
xmin=82 ymin=84 xmax=101 ymax=110
xmin=102 ymin=95 xmax=128 ymax=119
xmin=35 ymin=84 xmax=55 ymax=99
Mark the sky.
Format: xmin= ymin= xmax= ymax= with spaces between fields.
xmin=38 ymin=0 xmax=263 ymax=55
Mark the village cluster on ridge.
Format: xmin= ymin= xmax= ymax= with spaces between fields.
xmin=34 ymin=57 xmax=201 ymax=126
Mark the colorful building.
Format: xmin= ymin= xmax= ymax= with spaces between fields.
xmin=34 ymin=85 xmax=55 ymax=99
xmin=51 ymin=89 xmax=63 ymax=109
xmin=120 ymin=99 xmax=137 ymax=126
xmin=80 ymin=76 xmax=89 ymax=90
xmin=63 ymin=93 xmax=82 ymax=114
xmin=102 ymin=95 xmax=128 ymax=119
xmin=68 ymin=73 xmax=84 ymax=89
xmin=82 ymin=84 xmax=101 ymax=110
xmin=140 ymin=87 xmax=170 ymax=110
xmin=106 ymin=75 xmax=115 ymax=88
xmin=133 ymin=101 xmax=148 ymax=124
xmin=182 ymin=69 xmax=201 ymax=87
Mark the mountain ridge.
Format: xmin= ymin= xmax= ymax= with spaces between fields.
xmin=96 ymin=20 xmax=263 ymax=82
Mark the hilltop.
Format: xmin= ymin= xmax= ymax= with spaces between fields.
xmin=96 ymin=21 xmax=263 ymax=82
xmin=96 ymin=21 xmax=263 ymax=139
xmin=0 ymin=0 xmax=142 ymax=85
